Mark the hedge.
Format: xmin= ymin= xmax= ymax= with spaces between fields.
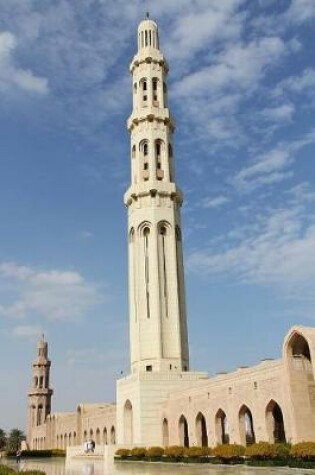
xmin=114 ymin=441 xmax=315 ymax=468
xmin=0 ymin=466 xmax=45 ymax=475
xmin=290 ymin=442 xmax=315 ymax=460
xmin=5 ymin=449 xmax=66 ymax=458
xmin=213 ymin=444 xmax=245 ymax=462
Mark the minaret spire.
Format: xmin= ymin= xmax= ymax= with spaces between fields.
xmin=27 ymin=337 xmax=53 ymax=449
xmin=124 ymin=18 xmax=189 ymax=374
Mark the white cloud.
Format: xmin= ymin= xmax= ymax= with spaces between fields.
xmin=289 ymin=182 xmax=315 ymax=204
xmin=201 ymin=195 xmax=230 ymax=209
xmin=275 ymin=69 xmax=315 ymax=98
xmin=174 ymin=36 xmax=286 ymax=98
xmin=0 ymin=31 xmax=48 ymax=94
xmin=163 ymin=0 xmax=246 ymax=62
xmin=260 ymin=103 xmax=295 ymax=122
xmin=12 ymin=325 xmax=42 ymax=338
xmin=232 ymin=130 xmax=315 ymax=191
xmin=0 ymin=262 xmax=103 ymax=321
xmin=187 ymin=205 xmax=315 ymax=291
xmin=285 ymin=0 xmax=315 ymax=24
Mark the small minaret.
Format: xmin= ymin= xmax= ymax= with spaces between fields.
xmin=125 ymin=16 xmax=189 ymax=374
xmin=27 ymin=336 xmax=53 ymax=445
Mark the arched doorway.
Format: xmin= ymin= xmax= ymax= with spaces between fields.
xmin=96 ymin=428 xmax=100 ymax=444
xmin=179 ymin=415 xmax=189 ymax=447
xmin=103 ymin=427 xmax=108 ymax=445
xmin=162 ymin=418 xmax=169 ymax=447
xmin=110 ymin=426 xmax=116 ymax=445
xmin=239 ymin=405 xmax=255 ymax=445
xmin=196 ymin=412 xmax=208 ymax=447
xmin=215 ymin=409 xmax=229 ymax=444
xmin=266 ymin=400 xmax=286 ymax=443
xmin=124 ymin=400 xmax=133 ymax=444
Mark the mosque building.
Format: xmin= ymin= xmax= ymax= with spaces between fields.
xmin=27 ymin=16 xmax=315 ymax=451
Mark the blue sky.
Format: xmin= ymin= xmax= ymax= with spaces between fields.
xmin=0 ymin=0 xmax=314 ymax=431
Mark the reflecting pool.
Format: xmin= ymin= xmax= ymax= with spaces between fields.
xmin=3 ymin=458 xmax=313 ymax=475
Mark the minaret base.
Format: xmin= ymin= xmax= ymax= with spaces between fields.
xmin=116 ymin=371 xmax=208 ymax=447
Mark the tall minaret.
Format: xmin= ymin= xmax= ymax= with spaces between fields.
xmin=27 ymin=336 xmax=53 ymax=446
xmin=124 ymin=15 xmax=189 ymax=374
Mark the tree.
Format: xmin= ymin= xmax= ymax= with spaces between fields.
xmin=6 ymin=428 xmax=25 ymax=452
xmin=0 ymin=428 xmax=6 ymax=450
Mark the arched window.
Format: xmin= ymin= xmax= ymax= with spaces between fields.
xmin=162 ymin=418 xmax=169 ymax=447
xmin=266 ymin=400 xmax=286 ymax=443
xmin=178 ymin=415 xmax=189 ymax=447
xmin=152 ymin=78 xmax=159 ymax=105
xmin=89 ymin=429 xmax=93 ymax=439
xmin=286 ymin=332 xmax=313 ymax=377
xmin=83 ymin=430 xmax=87 ymax=441
xmin=215 ymin=409 xmax=229 ymax=444
xmin=124 ymin=400 xmax=133 ymax=445
xmin=239 ymin=405 xmax=255 ymax=445
xmin=37 ymin=405 xmax=43 ymax=426
xmin=196 ymin=412 xmax=208 ymax=447
xmin=143 ymin=226 xmax=150 ymax=318
xmin=155 ymin=140 xmax=164 ymax=180
xmin=39 ymin=376 xmax=44 ymax=388
xmin=33 ymin=376 xmax=38 ymax=388
xmin=73 ymin=431 xmax=77 ymax=445
xmin=139 ymin=140 xmax=149 ymax=180
xmin=158 ymin=223 xmax=169 ymax=318
xmin=140 ymin=78 xmax=148 ymax=105
xmin=132 ymin=145 xmax=136 ymax=159
xmin=68 ymin=433 xmax=72 ymax=447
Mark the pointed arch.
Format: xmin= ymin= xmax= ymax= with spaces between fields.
xmin=178 ymin=415 xmax=189 ymax=447
xmin=196 ymin=412 xmax=208 ymax=447
xmin=162 ymin=418 xmax=169 ymax=447
xmin=103 ymin=427 xmax=108 ymax=445
xmin=239 ymin=405 xmax=255 ymax=445
xmin=266 ymin=400 xmax=286 ymax=443
xmin=215 ymin=409 xmax=229 ymax=444
xmin=110 ymin=426 xmax=116 ymax=445
xmin=95 ymin=428 xmax=100 ymax=444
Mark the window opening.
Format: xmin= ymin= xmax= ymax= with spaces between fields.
xmin=144 ymin=228 xmax=150 ymax=318
xmin=160 ymin=226 xmax=168 ymax=318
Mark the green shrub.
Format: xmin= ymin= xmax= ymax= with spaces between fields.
xmin=130 ymin=447 xmax=147 ymax=458
xmin=0 ymin=468 xmax=45 ymax=475
xmin=115 ymin=448 xmax=130 ymax=458
xmin=0 ymin=466 xmax=16 ymax=475
xmin=245 ymin=442 xmax=279 ymax=459
xmin=164 ymin=445 xmax=185 ymax=459
xmin=50 ymin=449 xmax=66 ymax=457
xmin=184 ymin=446 xmax=212 ymax=457
xmin=290 ymin=442 xmax=315 ymax=460
xmin=214 ymin=444 xmax=245 ymax=462
xmin=274 ymin=443 xmax=291 ymax=458
xmin=146 ymin=446 xmax=164 ymax=458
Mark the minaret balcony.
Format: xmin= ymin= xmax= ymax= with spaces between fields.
xmin=127 ymin=108 xmax=175 ymax=131
xmin=130 ymin=52 xmax=169 ymax=74
xmin=124 ymin=183 xmax=183 ymax=207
